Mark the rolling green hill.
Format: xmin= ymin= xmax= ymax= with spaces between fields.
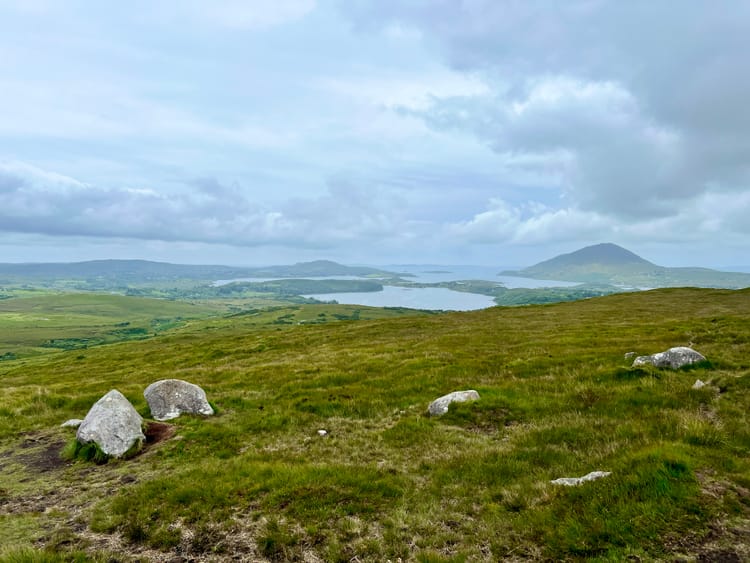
xmin=1 ymin=288 xmax=749 ymax=561
xmin=503 ymin=242 xmax=750 ymax=288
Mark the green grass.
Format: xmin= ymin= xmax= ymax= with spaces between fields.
xmin=0 ymin=288 xmax=749 ymax=561
xmin=0 ymin=294 xmax=426 ymax=360
xmin=0 ymin=292 xmax=220 ymax=359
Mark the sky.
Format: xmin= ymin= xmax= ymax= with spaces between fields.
xmin=1 ymin=1 xmax=749 ymax=268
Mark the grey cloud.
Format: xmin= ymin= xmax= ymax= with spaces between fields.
xmin=342 ymin=1 xmax=750 ymax=222
xmin=0 ymin=163 xmax=419 ymax=249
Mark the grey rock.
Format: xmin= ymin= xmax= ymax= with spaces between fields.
xmin=61 ymin=418 xmax=83 ymax=428
xmin=428 ymin=390 xmax=480 ymax=416
xmin=632 ymin=346 xmax=707 ymax=369
xmin=692 ymin=379 xmax=707 ymax=390
xmin=551 ymin=471 xmax=611 ymax=486
xmin=144 ymin=379 xmax=214 ymax=421
xmin=624 ymin=351 xmax=636 ymax=359
xmin=76 ymin=390 xmax=145 ymax=457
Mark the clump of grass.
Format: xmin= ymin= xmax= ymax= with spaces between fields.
xmin=61 ymin=436 xmax=143 ymax=465
xmin=61 ymin=440 xmax=110 ymax=464
xmin=258 ymin=518 xmax=299 ymax=561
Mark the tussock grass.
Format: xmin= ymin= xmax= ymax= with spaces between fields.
xmin=1 ymin=288 xmax=749 ymax=560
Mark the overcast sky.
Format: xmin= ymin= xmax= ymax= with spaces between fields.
xmin=1 ymin=1 xmax=749 ymax=268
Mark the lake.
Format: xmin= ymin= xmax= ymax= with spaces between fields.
xmin=217 ymin=265 xmax=579 ymax=312
xmin=303 ymin=285 xmax=498 ymax=311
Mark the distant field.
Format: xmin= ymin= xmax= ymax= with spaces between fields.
xmin=0 ymin=293 xmax=431 ymax=360
xmin=1 ymin=288 xmax=748 ymax=561
xmin=0 ymin=293 xmax=220 ymax=359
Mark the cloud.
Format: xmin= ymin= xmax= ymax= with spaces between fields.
xmin=0 ymin=162 xmax=416 ymax=249
xmin=341 ymin=1 xmax=750 ymax=223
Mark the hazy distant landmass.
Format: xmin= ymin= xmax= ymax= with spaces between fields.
xmin=245 ymin=260 xmax=397 ymax=279
xmin=502 ymin=243 xmax=750 ymax=289
xmin=0 ymin=259 xmax=399 ymax=284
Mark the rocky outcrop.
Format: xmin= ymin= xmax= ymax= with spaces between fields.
xmin=551 ymin=471 xmax=611 ymax=486
xmin=76 ymin=390 xmax=145 ymax=457
xmin=632 ymin=346 xmax=706 ymax=369
xmin=144 ymin=379 xmax=214 ymax=421
xmin=428 ymin=390 xmax=480 ymax=416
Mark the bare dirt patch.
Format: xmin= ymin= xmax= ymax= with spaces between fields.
xmin=144 ymin=421 xmax=176 ymax=445
xmin=19 ymin=439 xmax=68 ymax=473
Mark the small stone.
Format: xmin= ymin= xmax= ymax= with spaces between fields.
xmin=317 ymin=429 xmax=328 ymax=437
xmin=692 ymin=379 xmax=707 ymax=390
xmin=428 ymin=390 xmax=480 ymax=416
xmin=61 ymin=418 xmax=83 ymax=428
xmin=551 ymin=471 xmax=611 ymax=486
xmin=624 ymin=352 xmax=636 ymax=359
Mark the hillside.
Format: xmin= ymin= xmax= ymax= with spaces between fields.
xmin=1 ymin=288 xmax=749 ymax=561
xmin=503 ymin=243 xmax=750 ymax=288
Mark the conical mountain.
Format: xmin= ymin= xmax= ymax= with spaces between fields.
xmin=502 ymin=243 xmax=750 ymax=288
xmin=529 ymin=243 xmax=654 ymax=269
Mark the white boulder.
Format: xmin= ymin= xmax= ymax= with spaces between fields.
xmin=428 ymin=390 xmax=480 ymax=416
xmin=632 ymin=346 xmax=706 ymax=369
xmin=144 ymin=379 xmax=214 ymax=421
xmin=76 ymin=390 xmax=145 ymax=458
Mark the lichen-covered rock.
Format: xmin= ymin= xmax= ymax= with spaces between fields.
xmin=551 ymin=471 xmax=611 ymax=486
xmin=632 ymin=346 xmax=706 ymax=369
xmin=144 ymin=379 xmax=214 ymax=421
xmin=428 ymin=390 xmax=480 ymax=416
xmin=76 ymin=390 xmax=145 ymax=457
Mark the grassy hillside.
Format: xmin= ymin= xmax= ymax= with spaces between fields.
xmin=0 ymin=294 xmax=427 ymax=360
xmin=1 ymin=289 xmax=749 ymax=561
xmin=0 ymin=293 xmax=220 ymax=359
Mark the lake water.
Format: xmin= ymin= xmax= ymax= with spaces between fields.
xmin=386 ymin=265 xmax=580 ymax=288
xmin=217 ymin=265 xmax=579 ymax=312
xmin=304 ymin=285 xmax=498 ymax=311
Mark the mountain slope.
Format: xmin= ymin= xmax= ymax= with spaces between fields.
xmin=503 ymin=243 xmax=750 ymax=288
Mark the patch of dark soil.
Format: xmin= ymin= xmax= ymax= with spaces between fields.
xmin=144 ymin=421 xmax=176 ymax=445
xmin=697 ymin=549 xmax=742 ymax=562
xmin=19 ymin=440 xmax=68 ymax=472
xmin=19 ymin=432 xmax=48 ymax=449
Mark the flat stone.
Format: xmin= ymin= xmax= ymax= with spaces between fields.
xmin=551 ymin=471 xmax=611 ymax=486
xmin=144 ymin=379 xmax=214 ymax=421
xmin=61 ymin=418 xmax=83 ymax=428
xmin=76 ymin=390 xmax=145 ymax=457
xmin=632 ymin=346 xmax=707 ymax=369
xmin=428 ymin=390 xmax=480 ymax=416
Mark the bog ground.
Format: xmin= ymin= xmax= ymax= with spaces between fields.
xmin=1 ymin=288 xmax=749 ymax=561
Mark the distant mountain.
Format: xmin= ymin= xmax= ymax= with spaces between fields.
xmin=502 ymin=243 xmax=750 ymax=289
xmin=0 ymin=259 xmax=399 ymax=285
xmin=247 ymin=260 xmax=396 ymax=278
